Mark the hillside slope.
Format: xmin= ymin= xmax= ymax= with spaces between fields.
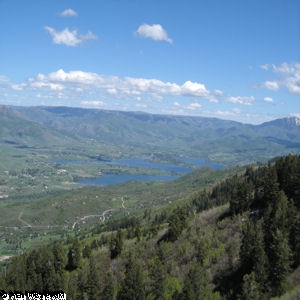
xmin=1 ymin=155 xmax=299 ymax=299
xmin=15 ymin=105 xmax=300 ymax=165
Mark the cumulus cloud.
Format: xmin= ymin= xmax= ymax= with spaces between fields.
xmin=44 ymin=26 xmax=97 ymax=46
xmin=135 ymin=24 xmax=173 ymax=43
xmin=264 ymin=97 xmax=273 ymax=103
xmin=60 ymin=8 xmax=78 ymax=17
xmin=260 ymin=62 xmax=300 ymax=95
xmin=187 ymin=102 xmax=202 ymax=110
xmin=227 ymin=96 xmax=255 ymax=105
xmin=263 ymin=81 xmax=280 ymax=91
xmin=12 ymin=69 xmax=222 ymax=103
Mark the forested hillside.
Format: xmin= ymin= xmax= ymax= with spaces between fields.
xmin=14 ymin=106 xmax=300 ymax=165
xmin=1 ymin=155 xmax=299 ymax=299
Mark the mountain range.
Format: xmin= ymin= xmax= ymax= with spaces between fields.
xmin=1 ymin=105 xmax=300 ymax=165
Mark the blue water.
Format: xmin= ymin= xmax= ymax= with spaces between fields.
xmin=54 ymin=157 xmax=225 ymax=186
xmin=78 ymin=173 xmax=179 ymax=186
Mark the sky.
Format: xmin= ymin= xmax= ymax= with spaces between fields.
xmin=0 ymin=0 xmax=299 ymax=124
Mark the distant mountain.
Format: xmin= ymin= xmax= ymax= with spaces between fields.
xmin=0 ymin=105 xmax=84 ymax=149
xmin=7 ymin=106 xmax=300 ymax=165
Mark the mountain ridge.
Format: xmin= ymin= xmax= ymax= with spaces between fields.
xmin=2 ymin=105 xmax=300 ymax=165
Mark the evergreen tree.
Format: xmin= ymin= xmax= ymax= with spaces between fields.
xmin=291 ymin=218 xmax=300 ymax=266
xmin=66 ymin=238 xmax=81 ymax=270
xmin=167 ymin=206 xmax=187 ymax=241
xmin=239 ymin=272 xmax=262 ymax=300
xmin=87 ymin=256 xmax=100 ymax=300
xmin=52 ymin=241 xmax=66 ymax=290
xmin=102 ymin=271 xmax=115 ymax=300
xmin=5 ymin=256 xmax=26 ymax=292
xmin=230 ymin=180 xmax=251 ymax=215
xmin=240 ymin=220 xmax=268 ymax=287
xmin=25 ymin=252 xmax=38 ymax=290
xmin=83 ymin=243 xmax=92 ymax=258
xmin=268 ymin=229 xmax=291 ymax=297
xmin=181 ymin=261 xmax=218 ymax=300
xmin=261 ymin=165 xmax=280 ymax=206
xmin=149 ymin=256 xmax=167 ymax=299
xmin=110 ymin=229 xmax=124 ymax=259
xmin=117 ymin=256 xmax=145 ymax=300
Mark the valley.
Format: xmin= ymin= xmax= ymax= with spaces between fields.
xmin=0 ymin=105 xmax=300 ymax=298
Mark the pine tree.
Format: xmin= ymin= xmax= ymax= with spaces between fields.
xmin=230 ymin=180 xmax=251 ymax=215
xmin=268 ymin=229 xmax=291 ymax=297
xmin=5 ymin=256 xmax=26 ymax=292
xmin=66 ymin=238 xmax=81 ymax=270
xmin=167 ymin=206 xmax=187 ymax=241
xmin=110 ymin=229 xmax=124 ymax=259
xmin=239 ymin=272 xmax=261 ymax=300
xmin=149 ymin=256 xmax=167 ymax=299
xmin=181 ymin=261 xmax=218 ymax=300
xmin=102 ymin=271 xmax=115 ymax=300
xmin=52 ymin=241 xmax=66 ymax=290
xmin=87 ymin=256 xmax=100 ymax=300
xmin=117 ymin=256 xmax=145 ymax=300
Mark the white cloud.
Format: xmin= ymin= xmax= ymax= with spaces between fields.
xmin=263 ymin=80 xmax=280 ymax=91
xmin=181 ymin=81 xmax=209 ymax=97
xmin=260 ymin=64 xmax=269 ymax=71
xmin=187 ymin=102 xmax=201 ymax=110
xmin=81 ymin=101 xmax=104 ymax=107
xmin=60 ymin=8 xmax=78 ymax=17
xmin=173 ymin=101 xmax=180 ymax=107
xmin=215 ymin=110 xmax=239 ymax=117
xmin=227 ymin=96 xmax=255 ymax=105
xmin=4 ymin=69 xmax=225 ymax=104
xmin=264 ymin=97 xmax=273 ymax=103
xmin=260 ymin=62 xmax=300 ymax=95
xmin=214 ymin=89 xmax=223 ymax=96
xmin=44 ymin=26 xmax=97 ymax=46
xmin=286 ymin=74 xmax=300 ymax=95
xmin=135 ymin=24 xmax=173 ymax=43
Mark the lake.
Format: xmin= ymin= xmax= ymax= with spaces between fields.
xmin=54 ymin=157 xmax=225 ymax=186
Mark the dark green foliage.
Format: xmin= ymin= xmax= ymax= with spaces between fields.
xmin=110 ymin=229 xmax=124 ymax=259
xmin=275 ymin=154 xmax=300 ymax=208
xmin=268 ymin=229 xmax=292 ymax=296
xmin=291 ymin=218 xmax=300 ymax=266
xmin=102 ymin=271 xmax=115 ymax=300
xmin=239 ymin=220 xmax=268 ymax=293
xmin=117 ymin=255 xmax=145 ymax=300
xmin=149 ymin=256 xmax=167 ymax=299
xmin=4 ymin=244 xmax=67 ymax=293
xmin=82 ymin=243 xmax=92 ymax=258
xmin=52 ymin=241 xmax=67 ymax=290
xmin=87 ymin=256 xmax=100 ymax=300
xmin=1 ymin=155 xmax=299 ymax=299
xmin=167 ymin=206 xmax=188 ymax=241
xmin=66 ymin=238 xmax=81 ymax=270
xmin=230 ymin=179 xmax=252 ymax=215
xmin=239 ymin=272 xmax=262 ymax=300
xmin=181 ymin=261 xmax=211 ymax=300
xmin=5 ymin=256 xmax=26 ymax=292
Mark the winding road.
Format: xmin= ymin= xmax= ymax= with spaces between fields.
xmin=71 ymin=208 xmax=116 ymax=230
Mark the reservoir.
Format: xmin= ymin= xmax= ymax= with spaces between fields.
xmin=54 ymin=157 xmax=225 ymax=186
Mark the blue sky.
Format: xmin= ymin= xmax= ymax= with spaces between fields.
xmin=0 ymin=0 xmax=299 ymax=124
